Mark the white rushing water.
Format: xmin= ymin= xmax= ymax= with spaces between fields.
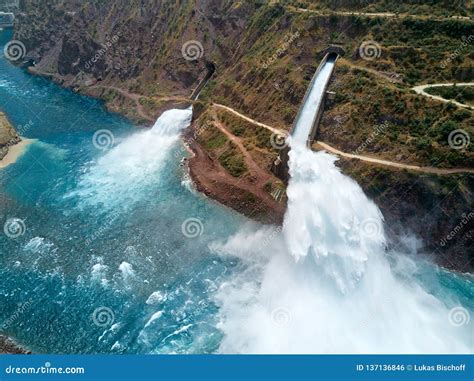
xmin=68 ymin=107 xmax=192 ymax=211
xmin=212 ymin=59 xmax=472 ymax=354
xmin=292 ymin=56 xmax=336 ymax=143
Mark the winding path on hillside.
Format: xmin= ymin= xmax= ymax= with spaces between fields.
xmin=412 ymin=82 xmax=474 ymax=110
xmin=212 ymin=103 xmax=283 ymax=135
xmin=286 ymin=6 xmax=471 ymax=21
xmin=213 ymin=104 xmax=474 ymax=175
xmin=93 ymin=85 xmax=154 ymax=122
xmin=315 ymin=141 xmax=474 ymax=175
xmin=210 ymin=108 xmax=280 ymax=189
xmin=93 ymin=85 xmax=189 ymax=123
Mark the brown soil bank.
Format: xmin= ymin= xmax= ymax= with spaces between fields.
xmin=184 ymin=120 xmax=285 ymax=225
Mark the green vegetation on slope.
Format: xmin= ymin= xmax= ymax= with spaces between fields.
xmin=425 ymin=85 xmax=474 ymax=106
xmin=319 ymin=63 xmax=474 ymax=168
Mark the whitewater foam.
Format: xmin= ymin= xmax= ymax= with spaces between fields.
xmin=67 ymin=107 xmax=192 ymax=212
xmin=214 ymin=145 xmax=472 ymax=353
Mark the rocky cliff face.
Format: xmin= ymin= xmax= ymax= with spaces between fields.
xmin=0 ymin=112 xmax=20 ymax=160
xmin=15 ymin=0 xmax=253 ymax=96
xmin=11 ymin=0 xmax=473 ymax=272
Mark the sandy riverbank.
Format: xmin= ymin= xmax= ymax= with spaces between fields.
xmin=0 ymin=139 xmax=34 ymax=169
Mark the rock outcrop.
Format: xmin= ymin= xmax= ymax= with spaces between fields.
xmin=0 ymin=112 xmax=21 ymax=161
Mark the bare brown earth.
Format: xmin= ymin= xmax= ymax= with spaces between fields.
xmin=184 ymin=109 xmax=285 ymax=225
